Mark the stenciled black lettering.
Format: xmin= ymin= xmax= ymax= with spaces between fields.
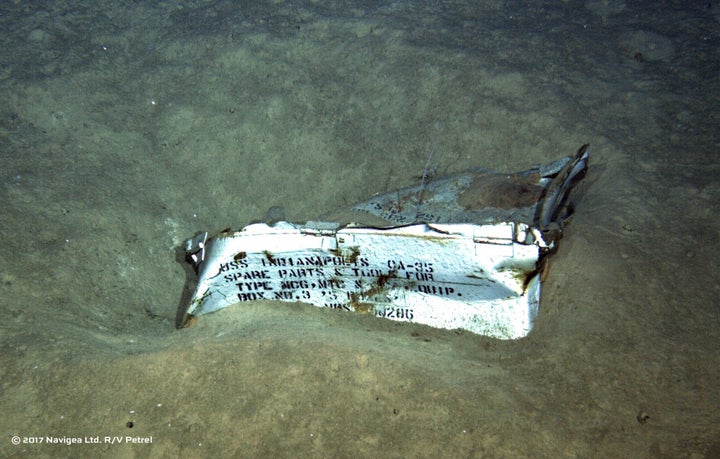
xmin=317 ymin=279 xmax=344 ymax=289
xmin=387 ymin=260 xmax=406 ymax=271
xmin=237 ymin=292 xmax=266 ymax=301
xmin=242 ymin=270 xmax=270 ymax=280
xmin=280 ymin=280 xmax=309 ymax=289
xmin=236 ymin=281 xmax=272 ymax=292
xmin=277 ymin=268 xmax=324 ymax=278
xmin=351 ymin=267 xmax=384 ymax=277
xmin=405 ymin=271 xmax=434 ymax=282
xmin=417 ymin=284 xmax=453 ymax=296
xmin=220 ymin=259 xmax=249 ymax=272
xmin=261 ymin=257 xmax=290 ymax=267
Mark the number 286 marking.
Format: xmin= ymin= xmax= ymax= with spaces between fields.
xmin=376 ymin=307 xmax=414 ymax=320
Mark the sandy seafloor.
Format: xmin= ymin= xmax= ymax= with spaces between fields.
xmin=1 ymin=1 xmax=719 ymax=457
